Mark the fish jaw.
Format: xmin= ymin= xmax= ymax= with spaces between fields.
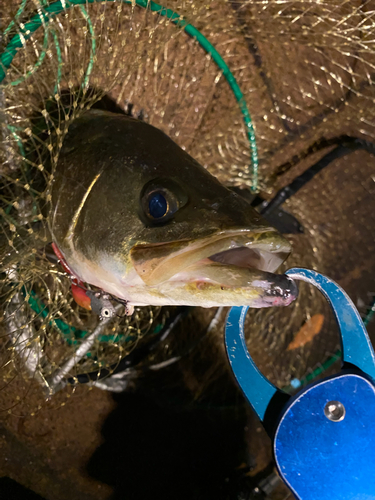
xmin=141 ymin=267 xmax=298 ymax=308
xmin=129 ymin=229 xmax=291 ymax=286
xmin=127 ymin=229 xmax=297 ymax=307
xmin=158 ymin=260 xmax=298 ymax=308
xmin=54 ymin=228 xmax=298 ymax=308
xmin=59 ymin=252 xmax=298 ymax=308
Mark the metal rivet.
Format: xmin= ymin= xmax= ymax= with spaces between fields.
xmin=324 ymin=401 xmax=346 ymax=422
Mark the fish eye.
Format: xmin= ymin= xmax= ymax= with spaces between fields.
xmin=148 ymin=191 xmax=168 ymax=219
xmin=141 ymin=181 xmax=183 ymax=224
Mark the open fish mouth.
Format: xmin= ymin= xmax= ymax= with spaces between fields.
xmin=130 ymin=229 xmax=298 ymax=307
xmin=208 ymin=245 xmax=286 ymax=271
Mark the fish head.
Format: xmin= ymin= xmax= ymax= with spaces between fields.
xmin=50 ymin=110 xmax=297 ymax=308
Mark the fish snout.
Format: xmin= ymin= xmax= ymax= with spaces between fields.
xmin=262 ymin=275 xmax=299 ymax=307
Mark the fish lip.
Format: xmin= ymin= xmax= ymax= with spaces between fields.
xmin=130 ymin=228 xmax=291 ymax=286
xmin=256 ymin=275 xmax=299 ymax=307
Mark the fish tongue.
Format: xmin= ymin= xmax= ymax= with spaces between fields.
xmin=176 ymin=260 xmax=298 ymax=304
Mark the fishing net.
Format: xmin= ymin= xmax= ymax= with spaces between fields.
xmin=0 ymin=0 xmax=374 ymax=435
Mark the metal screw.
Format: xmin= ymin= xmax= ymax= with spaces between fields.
xmin=324 ymin=400 xmax=346 ymax=422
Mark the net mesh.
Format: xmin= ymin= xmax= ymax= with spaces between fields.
xmin=0 ymin=0 xmax=374 ymax=417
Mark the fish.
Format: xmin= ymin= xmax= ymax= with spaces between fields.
xmin=48 ymin=108 xmax=298 ymax=311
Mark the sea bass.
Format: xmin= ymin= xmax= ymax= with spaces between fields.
xmin=49 ymin=109 xmax=297 ymax=310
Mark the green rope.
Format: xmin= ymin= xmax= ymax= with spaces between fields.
xmin=51 ymin=28 xmax=63 ymax=94
xmin=3 ymin=0 xmax=28 ymax=37
xmin=26 ymin=288 xmax=133 ymax=345
xmin=9 ymin=26 xmax=50 ymax=87
xmin=0 ymin=0 xmax=258 ymax=190
xmin=78 ymin=4 xmax=96 ymax=89
xmin=7 ymin=124 xmax=26 ymax=157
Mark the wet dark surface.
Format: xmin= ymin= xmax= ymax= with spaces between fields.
xmin=0 ymin=375 xmax=276 ymax=500
xmin=88 ymin=392 xmax=247 ymax=500
xmin=0 ymin=478 xmax=47 ymax=500
xmin=0 ymin=316 xmax=288 ymax=500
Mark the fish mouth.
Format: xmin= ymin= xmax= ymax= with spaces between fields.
xmin=130 ymin=229 xmax=297 ymax=307
xmin=207 ymin=245 xmax=285 ymax=272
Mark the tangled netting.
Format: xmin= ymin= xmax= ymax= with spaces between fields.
xmin=0 ymin=0 xmax=374 ymax=415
